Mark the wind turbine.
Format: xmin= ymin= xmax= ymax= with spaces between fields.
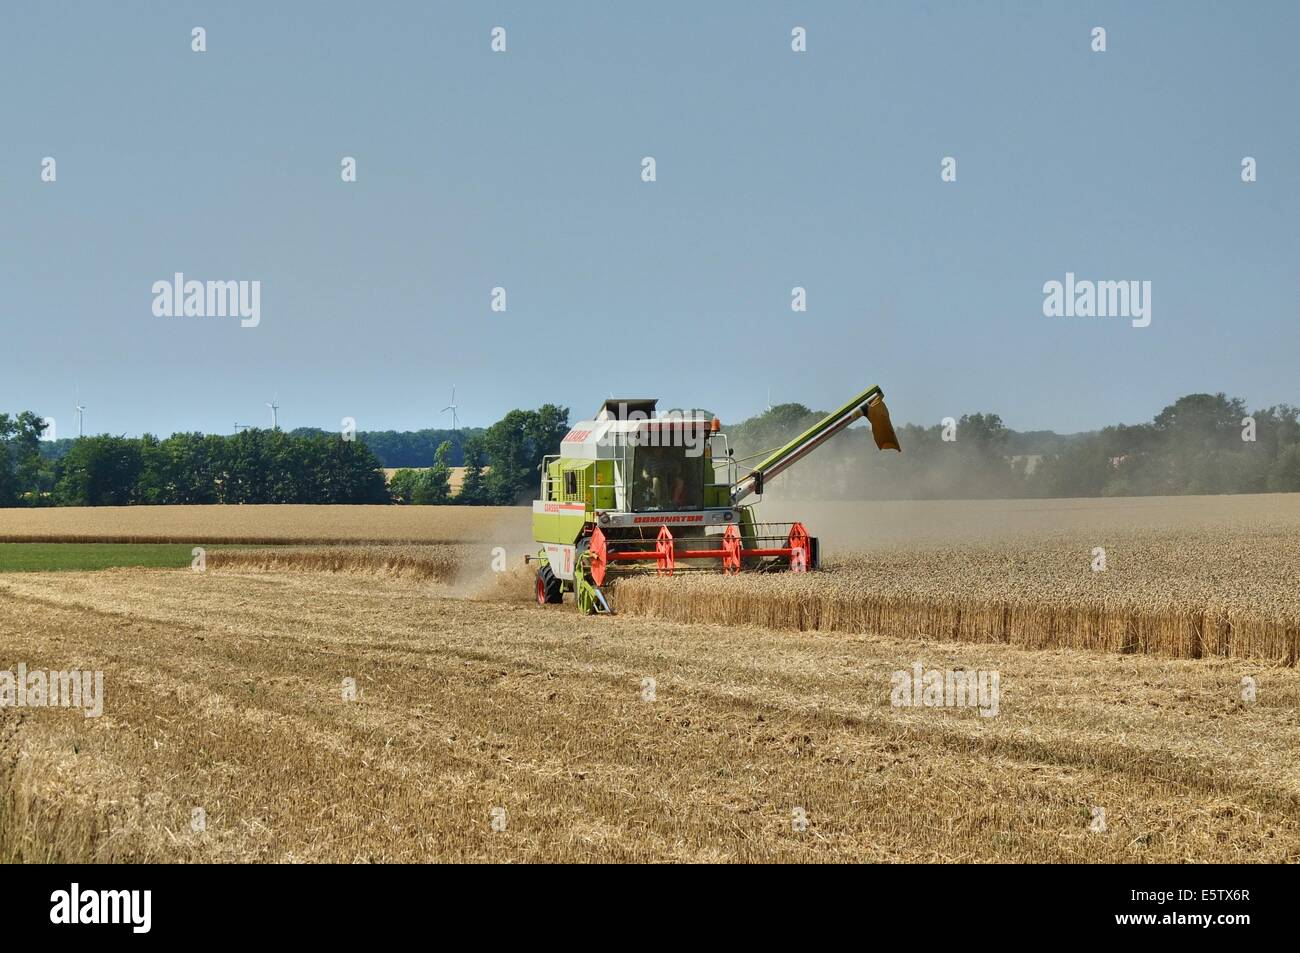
xmin=441 ymin=386 xmax=460 ymax=430
xmin=266 ymin=394 xmax=280 ymax=430
xmin=74 ymin=400 xmax=85 ymax=437
xmin=766 ymin=387 xmax=773 ymax=412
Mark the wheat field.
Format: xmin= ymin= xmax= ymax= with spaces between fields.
xmin=4 ymin=494 xmax=1297 ymax=546
xmin=1 ymin=567 xmax=1297 ymax=863
xmin=0 ymin=504 xmax=531 ymax=545
xmin=614 ymin=528 xmax=1300 ymax=663
xmin=2 ymin=495 xmax=1300 ymax=862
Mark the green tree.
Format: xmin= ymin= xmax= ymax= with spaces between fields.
xmin=410 ymin=441 xmax=451 ymax=504
xmin=348 ymin=428 xmax=478 ymax=468
xmin=0 ymin=414 xmax=18 ymax=506
xmin=54 ymin=436 xmax=143 ymax=505
xmin=1268 ymin=445 xmax=1300 ymax=492
xmin=428 ymin=441 xmax=455 ymax=503
xmin=458 ymin=436 xmax=488 ymax=504
xmin=1153 ymin=392 xmax=1246 ymax=444
xmin=302 ymin=433 xmax=389 ymax=503
xmin=216 ymin=429 xmax=267 ymax=503
xmin=388 ymin=468 xmax=420 ymax=504
xmin=482 ymin=405 xmax=569 ymax=504
xmin=135 ymin=434 xmax=170 ymax=504
xmin=0 ymin=412 xmax=52 ymax=505
xmin=14 ymin=412 xmax=51 ymax=502
xmin=159 ymin=433 xmax=221 ymax=504
xmin=1031 ymin=434 xmax=1116 ymax=498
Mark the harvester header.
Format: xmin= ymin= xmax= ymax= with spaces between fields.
xmin=529 ymin=385 xmax=901 ymax=613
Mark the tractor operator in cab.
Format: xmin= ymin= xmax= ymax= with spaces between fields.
xmin=636 ymin=460 xmax=679 ymax=511
xmin=670 ymin=470 xmax=688 ymax=507
xmin=634 ymin=463 xmax=656 ymax=511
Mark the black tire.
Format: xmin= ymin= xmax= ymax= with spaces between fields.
xmin=808 ymin=536 xmax=821 ymax=571
xmin=535 ymin=564 xmax=563 ymax=604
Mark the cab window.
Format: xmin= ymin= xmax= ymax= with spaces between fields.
xmin=631 ymin=447 xmax=703 ymax=511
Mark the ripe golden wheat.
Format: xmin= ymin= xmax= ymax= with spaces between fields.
xmin=206 ymin=545 xmax=464 ymax=582
xmin=613 ymin=531 xmax=1300 ymax=664
xmin=0 ymin=504 xmax=523 ymax=545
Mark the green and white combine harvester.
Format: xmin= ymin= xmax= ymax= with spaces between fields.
xmin=529 ymin=385 xmax=902 ymax=613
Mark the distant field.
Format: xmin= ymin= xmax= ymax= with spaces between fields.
xmin=761 ymin=493 xmax=1300 ymax=552
xmin=2 ymin=495 xmax=1297 ymax=551
xmin=0 ymin=543 xmax=199 ymax=573
xmin=0 ymin=504 xmax=530 ymax=545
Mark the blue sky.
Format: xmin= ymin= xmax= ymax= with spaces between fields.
xmin=3 ymin=1 xmax=1297 ymax=437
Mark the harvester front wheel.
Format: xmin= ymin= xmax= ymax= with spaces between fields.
xmin=535 ymin=564 xmax=563 ymax=605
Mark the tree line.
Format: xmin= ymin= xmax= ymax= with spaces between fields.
xmin=730 ymin=393 xmax=1300 ymax=500
xmin=6 ymin=393 xmax=1300 ymax=507
xmin=1 ymin=405 xmax=569 ymax=507
xmin=39 ymin=426 xmax=481 ymax=469
xmin=5 ymin=427 xmax=388 ymax=506
xmin=289 ymin=427 xmax=479 ymax=468
xmin=385 ymin=406 xmax=569 ymax=505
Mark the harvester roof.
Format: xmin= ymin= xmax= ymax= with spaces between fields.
xmin=597 ymin=399 xmax=658 ymax=421
xmin=560 ymin=401 xmax=714 ymax=460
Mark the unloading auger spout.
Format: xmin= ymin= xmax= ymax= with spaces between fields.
xmin=729 ymin=386 xmax=900 ymax=505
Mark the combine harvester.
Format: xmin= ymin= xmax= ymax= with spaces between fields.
xmin=529 ymin=385 xmax=901 ymax=613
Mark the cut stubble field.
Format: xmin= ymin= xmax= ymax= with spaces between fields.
xmin=2 ymin=569 xmax=1297 ymax=863
xmin=1 ymin=495 xmax=1298 ymax=862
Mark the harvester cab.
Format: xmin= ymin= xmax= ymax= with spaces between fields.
xmin=529 ymin=386 xmax=901 ymax=613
